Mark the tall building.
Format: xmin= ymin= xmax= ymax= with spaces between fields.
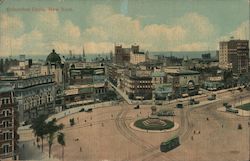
xmin=0 ymin=84 xmax=18 ymax=160
xmin=219 ymin=39 xmax=249 ymax=74
xmin=114 ymin=44 xmax=140 ymax=65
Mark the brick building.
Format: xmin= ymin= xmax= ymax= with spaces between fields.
xmin=0 ymin=85 xmax=18 ymax=160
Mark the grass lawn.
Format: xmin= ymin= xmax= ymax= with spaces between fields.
xmin=134 ymin=118 xmax=174 ymax=130
xmin=237 ymin=103 xmax=250 ymax=111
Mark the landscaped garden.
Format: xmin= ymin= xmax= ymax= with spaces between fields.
xmin=134 ymin=118 xmax=174 ymax=130
xmin=237 ymin=103 xmax=250 ymax=111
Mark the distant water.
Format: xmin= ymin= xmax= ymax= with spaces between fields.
xmin=0 ymin=54 xmax=110 ymax=61
xmin=1 ymin=51 xmax=217 ymax=61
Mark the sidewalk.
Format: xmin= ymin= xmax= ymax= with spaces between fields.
xmin=108 ymin=81 xmax=132 ymax=104
xmin=19 ymin=140 xmax=60 ymax=161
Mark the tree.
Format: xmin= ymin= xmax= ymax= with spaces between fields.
xmin=57 ymin=132 xmax=66 ymax=161
xmin=31 ymin=114 xmax=48 ymax=152
xmin=46 ymin=118 xmax=64 ymax=158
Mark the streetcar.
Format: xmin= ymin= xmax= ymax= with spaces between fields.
xmin=160 ymin=136 xmax=180 ymax=152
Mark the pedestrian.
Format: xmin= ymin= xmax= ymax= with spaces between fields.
xmin=191 ymin=136 xmax=194 ymax=140
xmin=80 ymin=147 xmax=82 ymax=152
xmin=222 ymin=124 xmax=223 ymax=128
xmin=33 ymin=141 xmax=35 ymax=146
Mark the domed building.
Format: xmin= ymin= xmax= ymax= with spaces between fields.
xmin=46 ymin=49 xmax=66 ymax=68
xmin=41 ymin=49 xmax=66 ymax=84
xmin=46 ymin=49 xmax=62 ymax=65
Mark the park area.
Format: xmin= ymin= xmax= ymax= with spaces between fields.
xmin=237 ymin=103 xmax=250 ymax=111
xmin=18 ymin=101 xmax=250 ymax=161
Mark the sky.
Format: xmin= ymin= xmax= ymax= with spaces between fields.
xmin=0 ymin=0 xmax=249 ymax=56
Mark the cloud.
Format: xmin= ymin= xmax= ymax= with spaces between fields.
xmin=84 ymin=42 xmax=113 ymax=54
xmin=0 ymin=14 xmax=24 ymax=36
xmin=84 ymin=4 xmax=189 ymax=52
xmin=231 ymin=21 xmax=249 ymax=40
xmin=83 ymin=5 xmax=217 ymax=52
xmin=141 ymin=24 xmax=186 ymax=51
xmin=63 ymin=20 xmax=81 ymax=39
xmin=0 ymin=12 xmax=83 ymax=56
xmin=0 ymin=5 xmax=219 ymax=56
xmin=177 ymin=12 xmax=215 ymax=41
xmin=217 ymin=20 xmax=249 ymax=44
xmin=83 ymin=27 xmax=109 ymax=42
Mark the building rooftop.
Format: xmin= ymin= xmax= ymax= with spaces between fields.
xmin=134 ymin=52 xmax=145 ymax=55
xmin=151 ymin=72 xmax=166 ymax=77
xmin=165 ymin=67 xmax=199 ymax=75
xmin=0 ymin=86 xmax=13 ymax=93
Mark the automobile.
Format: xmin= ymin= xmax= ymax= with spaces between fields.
xmin=85 ymin=108 xmax=93 ymax=112
xmin=226 ymin=108 xmax=238 ymax=113
xmin=189 ymin=99 xmax=200 ymax=105
xmin=155 ymin=101 xmax=163 ymax=105
xmin=225 ymin=104 xmax=232 ymax=108
xmin=134 ymin=105 xmax=140 ymax=109
xmin=157 ymin=111 xmax=175 ymax=116
xmin=176 ymin=103 xmax=184 ymax=108
xmin=79 ymin=108 xmax=85 ymax=112
xmin=181 ymin=94 xmax=189 ymax=98
xmin=207 ymin=94 xmax=216 ymax=101
xmin=223 ymin=102 xmax=228 ymax=106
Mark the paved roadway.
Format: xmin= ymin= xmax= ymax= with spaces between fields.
xmin=124 ymin=88 xmax=250 ymax=161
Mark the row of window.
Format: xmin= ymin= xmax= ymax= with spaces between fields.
xmin=23 ymin=96 xmax=53 ymax=110
xmin=15 ymin=87 xmax=53 ymax=97
xmin=1 ymin=121 xmax=12 ymax=128
xmin=16 ymin=78 xmax=53 ymax=88
xmin=2 ymin=132 xmax=12 ymax=140
xmin=1 ymin=110 xmax=11 ymax=117
xmin=0 ymin=98 xmax=11 ymax=106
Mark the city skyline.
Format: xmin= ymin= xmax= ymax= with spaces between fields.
xmin=0 ymin=0 xmax=249 ymax=56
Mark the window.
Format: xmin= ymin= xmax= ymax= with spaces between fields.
xmin=2 ymin=110 xmax=10 ymax=117
xmin=3 ymin=121 xmax=9 ymax=128
xmin=2 ymin=110 xmax=5 ymax=116
xmin=3 ymin=132 xmax=9 ymax=140
xmin=3 ymin=145 xmax=9 ymax=154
